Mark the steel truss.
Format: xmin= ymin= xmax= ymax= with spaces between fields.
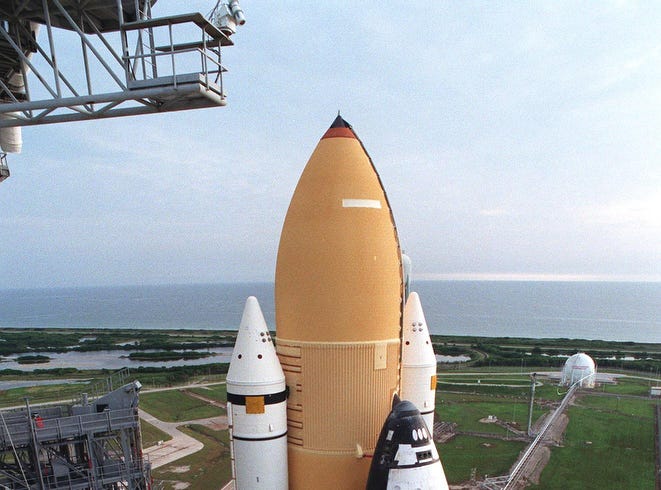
xmin=0 ymin=375 xmax=150 ymax=490
xmin=0 ymin=0 xmax=235 ymax=128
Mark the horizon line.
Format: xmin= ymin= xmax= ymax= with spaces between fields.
xmin=413 ymin=272 xmax=661 ymax=283
xmin=3 ymin=273 xmax=661 ymax=290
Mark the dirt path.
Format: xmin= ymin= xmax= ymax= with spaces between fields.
xmin=181 ymin=388 xmax=227 ymax=409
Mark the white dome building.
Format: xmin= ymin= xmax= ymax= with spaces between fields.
xmin=561 ymin=352 xmax=596 ymax=388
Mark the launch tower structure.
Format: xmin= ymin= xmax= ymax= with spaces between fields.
xmin=0 ymin=0 xmax=243 ymax=126
xmin=0 ymin=369 xmax=149 ymax=489
xmin=0 ymin=0 xmax=245 ymax=178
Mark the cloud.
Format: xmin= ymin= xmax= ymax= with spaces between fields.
xmin=479 ymin=208 xmax=510 ymax=217
xmin=579 ymin=195 xmax=661 ymax=227
xmin=590 ymin=44 xmax=661 ymax=93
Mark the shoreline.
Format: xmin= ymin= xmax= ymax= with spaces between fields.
xmin=0 ymin=328 xmax=658 ymax=378
xmin=0 ymin=325 xmax=659 ymax=346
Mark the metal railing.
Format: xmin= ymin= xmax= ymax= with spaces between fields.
xmin=0 ymin=4 xmax=233 ymax=127
xmin=0 ymin=408 xmax=139 ymax=449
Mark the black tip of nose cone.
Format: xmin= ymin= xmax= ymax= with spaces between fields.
xmin=322 ymin=114 xmax=356 ymax=140
xmin=330 ymin=114 xmax=351 ymax=129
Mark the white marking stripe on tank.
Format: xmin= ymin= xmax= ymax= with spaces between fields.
xmin=342 ymin=199 xmax=381 ymax=209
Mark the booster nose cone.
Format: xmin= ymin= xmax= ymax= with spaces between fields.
xmin=402 ymin=292 xmax=436 ymax=367
xmin=227 ymin=296 xmax=284 ymax=388
xmin=227 ymin=297 xmax=288 ymax=489
xmin=400 ymin=292 xmax=438 ymax=431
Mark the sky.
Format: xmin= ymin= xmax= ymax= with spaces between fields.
xmin=1 ymin=1 xmax=660 ymax=289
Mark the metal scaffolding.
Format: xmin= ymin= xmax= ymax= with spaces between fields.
xmin=0 ymin=0 xmax=243 ymax=128
xmin=0 ymin=375 xmax=150 ymax=489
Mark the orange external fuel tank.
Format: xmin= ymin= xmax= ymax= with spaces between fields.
xmin=275 ymin=115 xmax=403 ymax=489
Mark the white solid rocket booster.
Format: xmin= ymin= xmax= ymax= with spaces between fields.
xmin=226 ymin=296 xmax=288 ymax=489
xmin=400 ymin=292 xmax=437 ymax=431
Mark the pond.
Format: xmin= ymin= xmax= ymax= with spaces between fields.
xmin=0 ymin=347 xmax=234 ymax=372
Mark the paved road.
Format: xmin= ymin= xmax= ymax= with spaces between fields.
xmin=141 ymin=380 xmax=226 ymax=394
xmin=140 ymin=408 xmax=227 ymax=469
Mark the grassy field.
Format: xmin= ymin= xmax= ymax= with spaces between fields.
xmin=439 ymin=435 xmax=526 ymax=483
xmin=0 ymin=371 xmax=228 ymax=408
xmin=534 ymin=394 xmax=657 ymax=489
xmin=1 ymin=353 xmax=656 ymax=489
xmin=578 ymin=393 xmax=655 ymax=417
xmin=439 ymin=395 xmax=542 ymax=435
xmin=187 ymin=383 xmax=227 ymax=403
xmin=0 ymin=380 xmax=93 ymax=408
xmin=599 ymin=376 xmax=656 ymax=396
xmin=436 ymin=372 xmax=659 ymax=488
xmin=438 ymin=373 xmax=564 ymax=400
xmin=140 ymin=419 xmax=172 ymax=448
xmin=152 ymin=425 xmax=232 ymax=490
xmin=139 ymin=390 xmax=225 ymax=422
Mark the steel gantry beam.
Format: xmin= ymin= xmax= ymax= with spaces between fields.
xmin=0 ymin=0 xmax=245 ymax=128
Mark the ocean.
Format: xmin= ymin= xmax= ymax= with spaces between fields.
xmin=0 ymin=281 xmax=659 ymax=343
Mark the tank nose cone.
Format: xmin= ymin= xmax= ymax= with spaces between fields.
xmin=322 ymin=114 xmax=356 ymax=139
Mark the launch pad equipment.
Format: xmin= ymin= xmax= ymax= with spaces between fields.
xmin=0 ymin=0 xmax=245 ymax=177
xmin=0 ymin=373 xmax=149 ymax=489
xmin=0 ymin=0 xmax=245 ymax=127
xmin=0 ymin=152 xmax=9 ymax=181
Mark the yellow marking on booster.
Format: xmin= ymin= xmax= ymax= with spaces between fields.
xmin=246 ymin=396 xmax=265 ymax=414
xmin=430 ymin=375 xmax=437 ymax=391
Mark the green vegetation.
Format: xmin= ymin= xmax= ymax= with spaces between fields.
xmin=2 ymin=328 xmax=660 ymax=377
xmin=127 ymin=351 xmax=212 ymax=361
xmin=430 ymin=335 xmax=661 ymax=373
xmin=430 ymin=335 xmax=661 ymax=354
xmin=0 ymin=367 xmax=228 ymax=409
xmin=438 ymin=373 xmax=564 ymax=401
xmin=140 ymin=419 xmax=172 ymax=448
xmin=129 ymin=365 xmax=228 ymax=388
xmin=598 ymin=376 xmax=655 ymax=396
xmin=435 ymin=372 xmax=658 ymax=488
xmin=16 ymin=355 xmax=50 ymax=364
xmin=578 ymin=394 xmax=654 ymax=418
xmin=535 ymin=394 xmax=656 ymax=489
xmin=0 ymin=327 xmax=237 ymax=355
xmin=435 ymin=374 xmax=552 ymax=485
xmin=152 ymin=425 xmax=232 ymax=490
xmin=0 ymin=380 xmax=92 ymax=407
xmin=139 ymin=390 xmax=225 ymax=422
xmin=0 ymin=330 xmax=82 ymax=355
xmin=438 ymin=392 xmax=546 ymax=435
xmin=187 ymin=384 xmax=227 ymax=403
xmin=439 ymin=435 xmax=525 ymax=483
